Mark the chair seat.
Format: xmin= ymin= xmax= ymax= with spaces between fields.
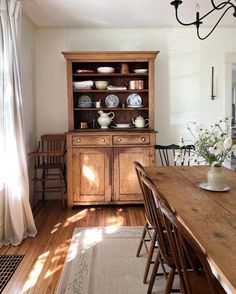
xmin=36 ymin=163 xmax=64 ymax=170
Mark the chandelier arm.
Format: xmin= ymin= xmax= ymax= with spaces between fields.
xmin=199 ymin=0 xmax=236 ymax=21
xmin=197 ymin=5 xmax=233 ymax=40
xmin=211 ymin=0 xmax=235 ymax=10
xmin=175 ymin=9 xmax=197 ymax=26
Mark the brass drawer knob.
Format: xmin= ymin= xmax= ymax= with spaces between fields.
xmin=77 ymin=139 xmax=80 ymax=143
xmin=117 ymin=138 xmax=121 ymax=142
xmin=141 ymin=137 xmax=146 ymax=142
xmin=101 ymin=138 xmax=105 ymax=142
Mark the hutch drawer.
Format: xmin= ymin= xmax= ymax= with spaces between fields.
xmin=112 ymin=134 xmax=150 ymax=145
xmin=72 ymin=135 xmax=111 ymax=146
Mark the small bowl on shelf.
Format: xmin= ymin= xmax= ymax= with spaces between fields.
xmin=97 ymin=67 xmax=115 ymax=74
xmin=133 ymin=69 xmax=148 ymax=74
xmin=95 ymin=80 xmax=108 ymax=90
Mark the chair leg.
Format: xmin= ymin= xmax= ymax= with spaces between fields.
xmin=164 ymin=268 xmax=176 ymax=294
xmin=59 ymin=169 xmax=65 ymax=209
xmin=147 ymin=248 xmax=161 ymax=294
xmin=136 ymin=221 xmax=149 ymax=257
xmin=143 ymin=230 xmax=157 ymax=284
xmin=32 ymin=167 xmax=37 ymax=207
xmin=42 ymin=169 xmax=46 ymax=201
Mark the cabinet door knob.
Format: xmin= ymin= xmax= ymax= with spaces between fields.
xmin=117 ymin=138 xmax=121 ymax=142
xmin=101 ymin=138 xmax=105 ymax=142
xmin=77 ymin=139 xmax=80 ymax=143
xmin=141 ymin=137 xmax=146 ymax=142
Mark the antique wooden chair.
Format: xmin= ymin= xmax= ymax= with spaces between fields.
xmin=140 ymin=174 xmax=179 ymax=294
xmin=29 ymin=134 xmax=66 ymax=209
xmin=159 ymin=200 xmax=226 ymax=294
xmin=155 ymin=144 xmax=195 ymax=166
xmin=134 ymin=161 xmax=160 ymax=284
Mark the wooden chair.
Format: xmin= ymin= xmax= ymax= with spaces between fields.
xmin=159 ymin=200 xmax=226 ymax=294
xmin=155 ymin=144 xmax=195 ymax=166
xmin=134 ymin=161 xmax=159 ymax=284
xmin=140 ymin=174 xmax=179 ymax=294
xmin=29 ymin=134 xmax=67 ymax=209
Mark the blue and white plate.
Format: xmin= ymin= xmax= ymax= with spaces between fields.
xmin=127 ymin=93 xmax=142 ymax=106
xmin=105 ymin=94 xmax=119 ymax=108
xmin=77 ymin=95 xmax=92 ymax=107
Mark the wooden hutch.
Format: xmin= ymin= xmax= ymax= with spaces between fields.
xmin=62 ymin=51 xmax=158 ymax=207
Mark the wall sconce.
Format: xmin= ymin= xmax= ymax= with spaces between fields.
xmin=211 ymin=66 xmax=216 ymax=100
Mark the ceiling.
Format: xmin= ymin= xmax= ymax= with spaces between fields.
xmin=22 ymin=0 xmax=236 ymax=28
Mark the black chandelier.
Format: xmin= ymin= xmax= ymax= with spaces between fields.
xmin=170 ymin=0 xmax=236 ymax=40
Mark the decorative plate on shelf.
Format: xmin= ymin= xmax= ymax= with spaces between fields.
xmin=77 ymin=95 xmax=92 ymax=107
xmin=105 ymin=94 xmax=119 ymax=108
xmin=127 ymin=93 xmax=142 ymax=106
xmin=127 ymin=105 xmax=143 ymax=108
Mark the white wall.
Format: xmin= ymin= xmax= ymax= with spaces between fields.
xmin=21 ymin=15 xmax=37 ymax=202
xmin=35 ymin=27 xmax=236 ymax=143
xmin=21 ymin=15 xmax=37 ymax=153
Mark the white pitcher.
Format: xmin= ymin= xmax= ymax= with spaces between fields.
xmin=97 ymin=110 xmax=115 ymax=128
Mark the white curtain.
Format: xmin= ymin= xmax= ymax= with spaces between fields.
xmin=0 ymin=0 xmax=37 ymax=246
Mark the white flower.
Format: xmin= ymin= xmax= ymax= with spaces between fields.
xmin=217 ymin=132 xmax=226 ymax=140
xmin=209 ymin=142 xmax=223 ymax=156
xmin=178 ymin=137 xmax=185 ymax=148
xmin=223 ymin=137 xmax=232 ymax=149
xmin=223 ymin=116 xmax=230 ymax=123
xmin=232 ymin=145 xmax=236 ymax=157
xmin=189 ymin=154 xmax=197 ymax=166
xmin=174 ymin=152 xmax=184 ymax=164
xmin=194 ymin=124 xmax=204 ymax=134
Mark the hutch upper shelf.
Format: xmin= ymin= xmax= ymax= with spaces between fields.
xmin=62 ymin=51 xmax=159 ymax=131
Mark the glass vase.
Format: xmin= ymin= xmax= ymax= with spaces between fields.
xmin=207 ymin=166 xmax=225 ymax=190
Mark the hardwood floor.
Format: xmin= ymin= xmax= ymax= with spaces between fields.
xmin=0 ymin=200 xmax=145 ymax=294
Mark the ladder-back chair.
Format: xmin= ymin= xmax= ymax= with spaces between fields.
xmin=29 ymin=134 xmax=66 ymax=209
xmin=160 ymin=200 xmax=226 ymax=294
xmin=155 ymin=144 xmax=195 ymax=166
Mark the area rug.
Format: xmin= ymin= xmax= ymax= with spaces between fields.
xmin=56 ymin=227 xmax=172 ymax=294
xmin=0 ymin=255 xmax=24 ymax=293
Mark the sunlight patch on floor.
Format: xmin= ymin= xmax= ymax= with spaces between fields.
xmin=22 ymin=251 xmax=49 ymax=293
xmin=63 ymin=209 xmax=88 ymax=227
xmin=83 ymin=228 xmax=103 ymax=247
xmin=105 ymin=216 xmax=124 ymax=233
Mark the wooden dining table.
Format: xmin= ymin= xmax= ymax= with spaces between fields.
xmin=144 ymin=165 xmax=236 ymax=294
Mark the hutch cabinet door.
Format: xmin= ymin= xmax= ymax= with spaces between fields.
xmin=113 ymin=147 xmax=154 ymax=202
xmin=71 ymin=147 xmax=111 ymax=203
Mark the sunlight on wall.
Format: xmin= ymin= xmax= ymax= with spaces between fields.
xmin=166 ymin=32 xmax=201 ymax=142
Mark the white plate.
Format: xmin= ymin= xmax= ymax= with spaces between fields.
xmin=134 ymin=69 xmax=148 ymax=73
xmin=199 ymin=183 xmax=230 ymax=192
xmin=110 ymin=125 xmax=135 ymax=129
xmin=105 ymin=94 xmax=119 ymax=108
xmin=126 ymin=105 xmax=143 ymax=108
xmin=115 ymin=123 xmax=131 ymax=128
xmin=127 ymin=94 xmax=142 ymax=106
